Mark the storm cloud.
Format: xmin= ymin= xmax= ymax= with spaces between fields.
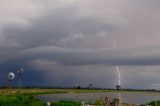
xmin=1 ymin=0 xmax=160 ymax=89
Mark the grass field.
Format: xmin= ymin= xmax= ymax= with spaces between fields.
xmin=0 ymin=89 xmax=84 ymax=106
xmin=51 ymin=101 xmax=81 ymax=106
xmin=0 ymin=89 xmax=159 ymax=106
xmin=0 ymin=88 xmax=154 ymax=96
xmin=0 ymin=89 xmax=121 ymax=96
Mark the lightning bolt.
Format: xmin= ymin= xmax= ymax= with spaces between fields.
xmin=112 ymin=41 xmax=121 ymax=86
xmin=116 ymin=66 xmax=121 ymax=86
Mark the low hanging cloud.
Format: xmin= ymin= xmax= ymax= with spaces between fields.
xmin=12 ymin=45 xmax=160 ymax=66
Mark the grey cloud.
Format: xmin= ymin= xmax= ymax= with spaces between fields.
xmin=1 ymin=0 xmax=122 ymax=50
xmin=10 ymin=45 xmax=160 ymax=66
xmin=1 ymin=0 xmax=160 ymax=88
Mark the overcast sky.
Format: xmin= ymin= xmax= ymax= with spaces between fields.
xmin=1 ymin=0 xmax=160 ymax=89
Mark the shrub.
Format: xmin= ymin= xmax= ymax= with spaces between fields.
xmin=0 ymin=95 xmax=45 ymax=106
xmin=51 ymin=101 xmax=81 ymax=106
xmin=147 ymin=100 xmax=160 ymax=106
xmin=94 ymin=99 xmax=105 ymax=105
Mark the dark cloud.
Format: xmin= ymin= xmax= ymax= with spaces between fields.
xmin=11 ymin=46 xmax=160 ymax=66
xmin=0 ymin=0 xmax=160 ymax=88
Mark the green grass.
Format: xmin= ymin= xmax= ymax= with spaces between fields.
xmin=0 ymin=89 xmax=85 ymax=106
xmin=0 ymin=88 xmax=159 ymax=106
xmin=0 ymin=95 xmax=81 ymax=106
xmin=51 ymin=101 xmax=81 ymax=106
xmin=0 ymin=88 xmax=156 ymax=96
xmin=147 ymin=100 xmax=160 ymax=106
xmin=0 ymin=95 xmax=45 ymax=106
xmin=94 ymin=99 xmax=105 ymax=105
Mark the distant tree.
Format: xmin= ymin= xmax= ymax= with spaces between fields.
xmin=77 ymin=86 xmax=81 ymax=89
xmin=88 ymin=83 xmax=94 ymax=89
xmin=116 ymin=85 xmax=121 ymax=90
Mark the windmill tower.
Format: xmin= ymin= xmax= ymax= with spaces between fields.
xmin=18 ymin=68 xmax=24 ymax=88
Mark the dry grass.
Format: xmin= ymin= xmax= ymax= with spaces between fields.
xmin=0 ymin=89 xmax=109 ymax=96
xmin=0 ymin=89 xmax=58 ymax=96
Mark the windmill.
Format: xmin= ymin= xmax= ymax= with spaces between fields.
xmin=18 ymin=68 xmax=24 ymax=88
xmin=7 ymin=72 xmax=15 ymax=88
